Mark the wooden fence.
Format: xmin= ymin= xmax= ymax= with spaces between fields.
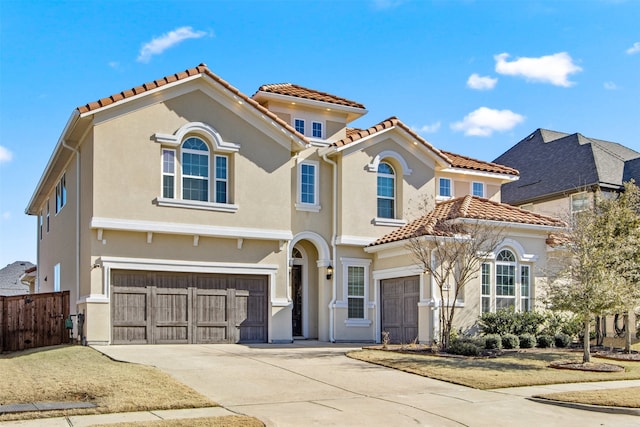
xmin=0 ymin=291 xmax=70 ymax=352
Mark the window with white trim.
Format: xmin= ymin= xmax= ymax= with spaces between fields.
xmin=571 ymin=192 xmax=589 ymax=214
xmin=39 ymin=211 xmax=43 ymax=240
xmin=55 ymin=173 xmax=66 ymax=214
xmin=377 ymin=162 xmax=395 ymax=219
xmin=438 ymin=177 xmax=451 ymax=198
xmin=481 ymin=263 xmax=491 ymax=313
xmin=294 ymin=118 xmax=305 ymax=135
xmin=296 ymin=160 xmax=320 ymax=211
xmin=46 ymin=201 xmax=50 ymax=233
xmin=521 ymin=265 xmax=530 ymax=311
xmin=159 ymin=136 xmax=233 ymax=209
xmin=54 ymin=263 xmax=61 ymax=292
xmin=481 ymin=249 xmax=533 ymax=313
xmin=312 ymin=121 xmax=322 ymax=138
xmin=472 ymin=182 xmax=484 ymax=197
xmin=162 ymin=149 xmax=176 ymax=199
xmin=347 ymin=266 xmax=365 ymax=319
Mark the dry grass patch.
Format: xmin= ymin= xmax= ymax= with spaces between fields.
xmin=535 ymin=386 xmax=640 ymax=408
xmin=0 ymin=345 xmax=215 ymax=422
xmin=94 ymin=415 xmax=264 ymax=427
xmin=347 ymin=349 xmax=640 ymax=390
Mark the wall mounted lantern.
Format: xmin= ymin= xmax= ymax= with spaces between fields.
xmin=326 ymin=265 xmax=334 ymax=280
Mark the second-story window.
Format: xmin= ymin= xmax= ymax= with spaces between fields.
xmin=296 ymin=160 xmax=320 ymax=211
xmin=294 ymin=119 xmax=305 ymax=135
xmin=377 ymin=162 xmax=395 ymax=219
xmin=55 ymin=174 xmax=67 ymax=214
xmin=214 ymin=155 xmax=228 ymax=203
xmin=439 ymin=178 xmax=451 ymax=198
xmin=571 ymin=192 xmax=589 ymax=214
xmin=162 ymin=149 xmax=176 ymax=199
xmin=182 ymin=137 xmax=209 ymax=202
xmin=472 ymin=182 xmax=484 ymax=197
xmin=312 ymin=121 xmax=322 ymax=138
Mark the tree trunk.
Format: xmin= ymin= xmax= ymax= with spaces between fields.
xmin=624 ymin=313 xmax=631 ymax=353
xmin=583 ymin=319 xmax=591 ymax=363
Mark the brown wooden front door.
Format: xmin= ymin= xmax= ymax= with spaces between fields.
xmin=111 ymin=270 xmax=267 ymax=344
xmin=381 ymin=276 xmax=419 ymax=344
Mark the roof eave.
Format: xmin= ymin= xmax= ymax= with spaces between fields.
xmin=252 ymin=90 xmax=368 ymax=122
xmin=439 ymin=167 xmax=520 ymax=181
xmin=453 ymin=217 xmax=565 ymax=232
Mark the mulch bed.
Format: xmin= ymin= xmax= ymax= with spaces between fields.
xmin=549 ymin=360 xmax=625 ymax=372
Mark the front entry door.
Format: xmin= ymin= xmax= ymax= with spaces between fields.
xmin=292 ymin=265 xmax=303 ymax=336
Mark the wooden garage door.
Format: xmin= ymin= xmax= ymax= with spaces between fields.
xmin=111 ymin=271 xmax=267 ymax=344
xmin=381 ymin=276 xmax=419 ymax=344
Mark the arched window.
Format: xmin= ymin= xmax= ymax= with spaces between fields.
xmin=495 ymin=250 xmax=516 ymax=310
xmin=377 ymin=162 xmax=395 ymax=218
xmin=182 ymin=137 xmax=209 ymax=201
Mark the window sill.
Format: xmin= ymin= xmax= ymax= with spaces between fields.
xmin=155 ymin=198 xmax=239 ymax=213
xmin=295 ymin=203 xmax=321 ymax=213
xmin=344 ymin=319 xmax=372 ymax=327
xmin=436 ymin=195 xmax=452 ymax=202
xmin=373 ymin=217 xmax=407 ymax=227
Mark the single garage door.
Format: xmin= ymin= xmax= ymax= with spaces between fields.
xmin=111 ymin=270 xmax=267 ymax=344
xmin=381 ymin=276 xmax=419 ymax=344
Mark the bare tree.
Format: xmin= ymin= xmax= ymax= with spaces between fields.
xmin=406 ymin=219 xmax=505 ymax=350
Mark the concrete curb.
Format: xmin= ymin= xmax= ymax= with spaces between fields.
xmin=527 ymin=397 xmax=640 ymax=416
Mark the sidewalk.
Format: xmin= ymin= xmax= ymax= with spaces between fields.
xmin=0 ymin=406 xmax=235 ymax=427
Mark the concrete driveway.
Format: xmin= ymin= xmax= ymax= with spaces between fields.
xmin=96 ymin=342 xmax=639 ymax=427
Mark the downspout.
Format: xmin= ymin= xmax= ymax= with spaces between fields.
xmin=322 ymin=153 xmax=337 ymax=343
xmin=62 ymin=139 xmax=80 ymax=316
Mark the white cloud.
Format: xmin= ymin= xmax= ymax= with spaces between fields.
xmin=467 ymin=73 xmax=498 ymax=90
xmin=108 ymin=61 xmax=120 ymax=69
xmin=2 ymin=211 xmax=10 ymax=220
xmin=450 ymin=107 xmax=525 ymax=137
xmin=604 ymin=81 xmax=618 ymax=90
xmin=411 ymin=122 xmax=441 ymax=134
xmin=626 ymin=42 xmax=640 ymax=55
xmin=0 ymin=145 xmax=12 ymax=163
xmin=494 ymin=52 xmax=582 ymax=87
xmin=137 ymin=26 xmax=208 ymax=63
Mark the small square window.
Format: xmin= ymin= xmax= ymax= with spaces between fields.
xmin=472 ymin=182 xmax=484 ymax=197
xmin=312 ymin=122 xmax=322 ymax=138
xmin=439 ymin=178 xmax=451 ymax=197
xmin=294 ymin=119 xmax=305 ymax=135
xmin=571 ymin=192 xmax=589 ymax=214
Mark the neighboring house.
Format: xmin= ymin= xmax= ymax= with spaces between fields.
xmin=0 ymin=261 xmax=35 ymax=296
xmin=26 ymin=64 xmax=562 ymax=345
xmin=494 ymin=128 xmax=640 ymax=217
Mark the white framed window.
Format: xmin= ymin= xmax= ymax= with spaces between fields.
xmin=312 ymin=121 xmax=323 ymax=138
xmin=294 ymin=118 xmax=305 ymax=135
xmin=214 ymin=155 xmax=228 ymax=203
xmin=341 ymin=258 xmax=371 ymax=324
xmin=55 ymin=173 xmax=67 ymax=214
xmin=54 ymin=263 xmax=61 ymax=292
xmin=571 ymin=192 xmax=589 ymax=214
xmin=438 ymin=177 xmax=452 ymax=198
xmin=296 ymin=160 xmax=320 ymax=212
xmin=495 ymin=249 xmax=516 ymax=310
xmin=39 ymin=212 xmax=43 ymax=240
xmin=46 ymin=201 xmax=50 ymax=233
xmin=472 ymin=181 xmax=484 ymax=197
xmin=182 ymin=137 xmax=209 ymax=202
xmin=162 ymin=149 xmax=176 ymax=199
xmin=481 ymin=263 xmax=491 ymax=313
xmin=520 ymin=265 xmax=530 ymax=312
xmin=377 ymin=162 xmax=395 ymax=219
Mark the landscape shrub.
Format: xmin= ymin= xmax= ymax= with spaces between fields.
xmin=554 ymin=332 xmax=572 ymax=348
xmin=537 ymin=334 xmax=554 ymax=348
xmin=518 ymin=333 xmax=536 ymax=349
xmin=541 ymin=313 xmax=580 ymax=338
xmin=479 ymin=308 xmax=545 ymax=336
xmin=484 ymin=334 xmax=502 ymax=350
xmin=501 ymin=333 xmax=520 ymax=349
xmin=448 ymin=339 xmax=480 ymax=356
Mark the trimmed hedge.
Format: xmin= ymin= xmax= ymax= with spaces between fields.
xmin=554 ymin=332 xmax=572 ymax=348
xmin=518 ymin=333 xmax=536 ymax=349
xmin=485 ymin=334 xmax=502 ymax=350
xmin=501 ymin=333 xmax=520 ymax=349
xmin=537 ymin=334 xmax=554 ymax=348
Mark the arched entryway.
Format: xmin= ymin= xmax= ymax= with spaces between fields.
xmin=289 ymin=232 xmax=331 ymax=341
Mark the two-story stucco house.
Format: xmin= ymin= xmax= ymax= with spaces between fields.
xmin=26 ymin=64 xmax=564 ymax=345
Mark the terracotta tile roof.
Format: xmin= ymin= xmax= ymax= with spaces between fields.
xmin=75 ymin=64 xmax=306 ymax=142
xmin=370 ymin=195 xmax=565 ymax=246
xmin=255 ymin=83 xmax=366 ymax=109
xmin=441 ymin=150 xmax=519 ymax=176
xmin=333 ymin=117 xmax=517 ymax=176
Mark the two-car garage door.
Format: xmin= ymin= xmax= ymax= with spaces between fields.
xmin=111 ymin=270 xmax=267 ymax=344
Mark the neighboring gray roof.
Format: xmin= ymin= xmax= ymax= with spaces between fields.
xmin=494 ymin=129 xmax=640 ymax=205
xmin=0 ymin=261 xmax=34 ymax=296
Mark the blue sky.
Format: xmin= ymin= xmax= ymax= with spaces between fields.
xmin=1 ymin=0 xmax=639 ymax=267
